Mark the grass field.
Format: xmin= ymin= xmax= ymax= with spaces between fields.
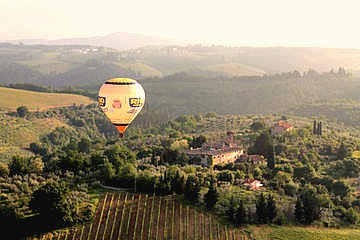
xmin=0 ymin=113 xmax=67 ymax=161
xmin=201 ymin=62 xmax=265 ymax=76
xmin=0 ymin=87 xmax=94 ymax=111
xmin=0 ymin=87 xmax=93 ymax=160
xmin=246 ymin=225 xmax=360 ymax=240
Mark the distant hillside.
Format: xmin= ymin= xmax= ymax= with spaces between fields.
xmin=3 ymin=42 xmax=360 ymax=87
xmin=4 ymin=33 xmax=360 ymax=75
xmin=8 ymin=32 xmax=187 ymax=50
xmin=0 ymin=87 xmax=94 ymax=111
xmin=141 ymin=72 xmax=360 ymax=117
xmin=286 ymin=100 xmax=360 ymax=128
xmin=37 ymin=62 xmax=137 ymax=87
xmin=0 ymin=62 xmax=42 ymax=83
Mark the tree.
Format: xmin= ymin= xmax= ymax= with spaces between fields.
xmin=344 ymin=207 xmax=359 ymax=224
xmin=99 ymin=161 xmax=115 ymax=182
xmin=267 ymin=194 xmax=277 ymax=223
xmin=29 ymin=142 xmax=48 ymax=156
xmin=332 ymin=180 xmax=350 ymax=198
xmin=8 ymin=155 xmax=29 ymax=176
xmin=235 ymin=200 xmax=247 ymax=226
xmin=250 ymin=121 xmax=266 ymax=131
xmin=203 ymin=182 xmax=219 ymax=210
xmin=29 ymin=180 xmax=75 ymax=227
xmin=253 ymin=131 xmax=273 ymax=157
xmin=58 ymin=150 xmax=89 ymax=172
xmin=78 ymin=138 xmax=91 ymax=153
xmin=170 ymin=171 xmax=185 ymax=195
xmin=216 ymin=171 xmax=234 ymax=183
xmin=294 ymin=197 xmax=305 ymax=223
xmin=105 ymin=145 xmax=136 ymax=172
xmin=313 ymin=120 xmax=317 ymax=135
xmin=253 ymin=131 xmax=275 ymax=169
xmin=293 ymin=164 xmax=316 ymax=182
xmin=226 ymin=196 xmax=236 ymax=222
xmin=156 ymin=174 xmax=171 ymax=195
xmin=90 ymin=152 xmax=106 ymax=169
xmin=29 ymin=157 xmax=44 ymax=174
xmin=328 ymin=159 xmax=360 ymax=179
xmin=17 ymin=106 xmax=28 ymax=117
xmin=184 ymin=175 xmax=201 ymax=202
xmin=256 ymin=193 xmax=268 ymax=223
xmin=318 ymin=121 xmax=322 ymax=136
xmin=337 ymin=142 xmax=351 ymax=160
xmin=267 ymin=152 xmax=275 ymax=169
xmin=295 ymin=187 xmax=321 ymax=225
xmin=0 ymin=162 xmax=9 ymax=178
xmin=190 ymin=135 xmax=207 ymax=149
xmin=0 ymin=203 xmax=17 ymax=237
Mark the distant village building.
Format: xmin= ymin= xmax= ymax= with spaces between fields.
xmin=237 ymin=154 xmax=266 ymax=165
xmin=186 ymin=132 xmax=243 ymax=167
xmin=270 ymin=121 xmax=294 ymax=136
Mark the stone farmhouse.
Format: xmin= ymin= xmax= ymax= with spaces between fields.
xmin=186 ymin=132 xmax=243 ymax=167
xmin=270 ymin=121 xmax=294 ymax=136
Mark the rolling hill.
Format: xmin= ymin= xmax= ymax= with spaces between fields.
xmin=0 ymin=113 xmax=66 ymax=161
xmin=3 ymin=40 xmax=360 ymax=88
xmin=0 ymin=87 xmax=95 ymax=160
xmin=4 ymin=33 xmax=360 ymax=76
xmin=0 ymin=87 xmax=94 ymax=111
xmin=7 ymin=32 xmax=188 ymax=50
xmin=3 ymin=42 xmax=360 ymax=130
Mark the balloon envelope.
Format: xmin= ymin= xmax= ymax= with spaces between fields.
xmin=98 ymin=78 xmax=145 ymax=137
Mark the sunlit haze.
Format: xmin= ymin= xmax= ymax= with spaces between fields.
xmin=1 ymin=0 xmax=360 ymax=48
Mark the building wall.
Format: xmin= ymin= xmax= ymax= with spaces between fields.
xmin=271 ymin=126 xmax=285 ymax=135
xmin=212 ymin=149 xmax=244 ymax=166
xmin=188 ymin=149 xmax=243 ymax=167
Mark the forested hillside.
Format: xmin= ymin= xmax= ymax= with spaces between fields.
xmin=1 ymin=103 xmax=360 ymax=239
xmin=140 ymin=70 xmax=359 ymax=116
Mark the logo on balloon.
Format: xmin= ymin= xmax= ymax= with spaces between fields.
xmin=129 ymin=98 xmax=144 ymax=107
xmin=112 ymin=99 xmax=122 ymax=109
xmin=98 ymin=96 xmax=106 ymax=107
xmin=127 ymin=109 xmax=138 ymax=114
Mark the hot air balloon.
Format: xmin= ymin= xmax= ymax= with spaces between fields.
xmin=98 ymin=78 xmax=145 ymax=137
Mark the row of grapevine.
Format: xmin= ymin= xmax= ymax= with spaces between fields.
xmin=33 ymin=192 xmax=249 ymax=240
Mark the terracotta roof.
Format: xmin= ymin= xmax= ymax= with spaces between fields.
xmin=275 ymin=121 xmax=293 ymax=129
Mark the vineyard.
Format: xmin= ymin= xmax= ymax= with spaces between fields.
xmin=34 ymin=192 xmax=249 ymax=240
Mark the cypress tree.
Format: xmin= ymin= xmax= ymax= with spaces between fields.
xmin=256 ymin=193 xmax=267 ymax=223
xmin=313 ymin=120 xmax=317 ymax=135
xmin=295 ymin=196 xmax=305 ymax=224
xmin=226 ymin=196 xmax=236 ymax=222
xmin=267 ymin=194 xmax=277 ymax=223
xmin=203 ymin=182 xmax=219 ymax=210
xmin=184 ymin=175 xmax=201 ymax=202
xmin=235 ymin=200 xmax=247 ymax=226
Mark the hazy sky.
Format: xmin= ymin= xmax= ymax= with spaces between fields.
xmin=1 ymin=0 xmax=360 ymax=48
